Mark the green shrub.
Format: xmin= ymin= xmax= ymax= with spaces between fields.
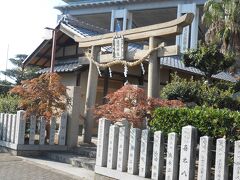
xmin=150 ymin=106 xmax=240 ymax=140
xmin=161 ymin=74 xmax=240 ymax=110
xmin=0 ymin=94 xmax=20 ymax=114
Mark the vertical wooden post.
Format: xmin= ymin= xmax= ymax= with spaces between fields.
xmin=107 ymin=124 xmax=119 ymax=169
xmin=15 ymin=111 xmax=26 ymax=145
xmin=151 ymin=131 xmax=164 ymax=180
xmin=83 ymin=45 xmax=101 ymax=143
xmin=29 ymin=115 xmax=36 ymax=145
xmin=147 ymin=37 xmax=159 ymax=98
xmin=214 ymin=138 xmax=229 ymax=180
xmin=198 ymin=136 xmax=212 ymax=180
xmin=179 ymin=125 xmax=197 ymax=180
xmin=96 ymin=118 xmax=111 ymax=167
xmin=166 ymin=132 xmax=179 ymax=180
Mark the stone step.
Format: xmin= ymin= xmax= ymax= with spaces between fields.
xmin=70 ymin=146 xmax=97 ymax=158
xmin=45 ymin=152 xmax=96 ymax=171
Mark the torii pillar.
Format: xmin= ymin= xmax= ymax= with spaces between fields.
xmin=83 ymin=46 xmax=101 ymax=143
xmin=148 ymin=37 xmax=160 ymax=98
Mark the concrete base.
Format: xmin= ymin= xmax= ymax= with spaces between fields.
xmin=95 ymin=166 xmax=149 ymax=180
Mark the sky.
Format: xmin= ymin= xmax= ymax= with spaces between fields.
xmin=0 ymin=0 xmax=66 ymax=80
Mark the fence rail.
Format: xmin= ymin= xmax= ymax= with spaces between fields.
xmin=0 ymin=111 xmax=67 ymax=151
xmin=95 ymin=118 xmax=240 ymax=180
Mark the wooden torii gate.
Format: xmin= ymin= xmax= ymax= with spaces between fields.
xmin=75 ymin=13 xmax=194 ymax=143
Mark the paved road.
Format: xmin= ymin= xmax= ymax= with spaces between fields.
xmin=0 ymin=153 xmax=82 ymax=180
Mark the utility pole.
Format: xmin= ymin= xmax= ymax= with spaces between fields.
xmin=5 ymin=44 xmax=9 ymax=81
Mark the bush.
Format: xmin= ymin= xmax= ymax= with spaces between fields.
xmin=161 ymin=74 xmax=240 ymax=110
xmin=10 ymin=73 xmax=70 ymax=119
xmin=94 ymin=84 xmax=184 ymax=128
xmin=0 ymin=94 xmax=20 ymax=114
xmin=150 ymin=106 xmax=240 ymax=140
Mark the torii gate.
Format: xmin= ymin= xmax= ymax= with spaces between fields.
xmin=75 ymin=13 xmax=194 ymax=143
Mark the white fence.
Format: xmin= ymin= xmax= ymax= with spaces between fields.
xmin=95 ymin=118 xmax=240 ymax=180
xmin=0 ymin=110 xmax=67 ymax=151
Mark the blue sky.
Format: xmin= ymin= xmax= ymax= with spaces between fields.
xmin=0 ymin=0 xmax=66 ymax=80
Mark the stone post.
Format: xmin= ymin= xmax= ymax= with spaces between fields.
xmin=39 ymin=117 xmax=46 ymax=145
xmin=233 ymin=140 xmax=240 ymax=180
xmin=151 ymin=131 xmax=164 ymax=180
xmin=29 ymin=115 xmax=36 ymax=145
xmin=198 ymin=136 xmax=212 ymax=180
xmin=0 ymin=113 xmax=3 ymax=140
xmin=165 ymin=132 xmax=179 ymax=180
xmin=83 ymin=46 xmax=101 ymax=143
xmin=49 ymin=117 xmax=56 ymax=145
xmin=96 ymin=118 xmax=111 ymax=167
xmin=117 ymin=122 xmax=130 ymax=172
xmin=59 ymin=112 xmax=68 ymax=145
xmin=2 ymin=113 xmax=8 ymax=141
xmin=214 ymin=138 xmax=229 ymax=180
xmin=10 ymin=115 xmax=16 ymax=143
xmin=127 ymin=128 xmax=141 ymax=175
xmin=179 ymin=125 xmax=197 ymax=180
xmin=139 ymin=129 xmax=152 ymax=178
xmin=15 ymin=111 xmax=26 ymax=145
xmin=6 ymin=114 xmax=12 ymax=142
xmin=66 ymin=86 xmax=81 ymax=148
xmin=107 ymin=124 xmax=119 ymax=169
xmin=147 ymin=36 xmax=159 ymax=98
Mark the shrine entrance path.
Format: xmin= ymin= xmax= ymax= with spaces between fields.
xmin=0 ymin=153 xmax=90 ymax=180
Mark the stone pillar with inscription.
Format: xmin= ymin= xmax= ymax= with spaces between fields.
xmin=233 ymin=140 xmax=240 ymax=180
xmin=198 ymin=136 xmax=212 ymax=180
xmin=107 ymin=124 xmax=119 ymax=169
xmin=147 ymin=37 xmax=159 ymax=98
xmin=66 ymin=86 xmax=81 ymax=148
xmin=165 ymin=132 xmax=179 ymax=180
xmin=214 ymin=138 xmax=229 ymax=180
xmin=49 ymin=117 xmax=56 ymax=145
xmin=10 ymin=115 xmax=16 ymax=143
xmin=0 ymin=113 xmax=3 ymax=140
xmin=127 ymin=128 xmax=141 ymax=175
xmin=39 ymin=117 xmax=46 ymax=145
xmin=15 ymin=111 xmax=26 ymax=145
xmin=6 ymin=114 xmax=12 ymax=142
xmin=96 ymin=118 xmax=111 ymax=167
xmin=117 ymin=122 xmax=130 ymax=172
xmin=83 ymin=46 xmax=101 ymax=143
xmin=139 ymin=129 xmax=152 ymax=178
xmin=29 ymin=115 xmax=36 ymax=145
xmin=179 ymin=125 xmax=197 ymax=180
xmin=151 ymin=131 xmax=164 ymax=180
xmin=58 ymin=112 xmax=68 ymax=145
xmin=2 ymin=113 xmax=8 ymax=141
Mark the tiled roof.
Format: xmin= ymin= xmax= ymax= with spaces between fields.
xmin=61 ymin=17 xmax=143 ymax=52
xmin=37 ymin=59 xmax=83 ymax=74
xmin=160 ymin=56 xmax=237 ymax=82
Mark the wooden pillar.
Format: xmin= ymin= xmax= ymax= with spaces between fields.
xmin=83 ymin=46 xmax=101 ymax=143
xmin=147 ymin=37 xmax=160 ymax=98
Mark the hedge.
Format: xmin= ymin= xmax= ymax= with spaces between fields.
xmin=150 ymin=106 xmax=240 ymax=140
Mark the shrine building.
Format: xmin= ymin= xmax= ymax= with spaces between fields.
xmin=23 ymin=0 xmax=236 ymax=144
